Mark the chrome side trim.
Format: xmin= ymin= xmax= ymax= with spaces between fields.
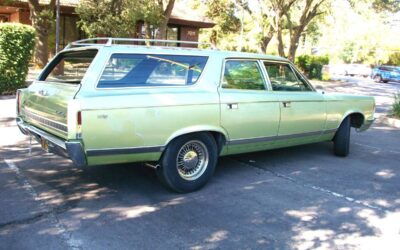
xmin=228 ymin=129 xmax=337 ymax=146
xmin=86 ymin=145 xmax=164 ymax=157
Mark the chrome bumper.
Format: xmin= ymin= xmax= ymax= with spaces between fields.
xmin=357 ymin=118 xmax=375 ymax=132
xmin=16 ymin=118 xmax=87 ymax=167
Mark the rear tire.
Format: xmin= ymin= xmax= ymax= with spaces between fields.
xmin=156 ymin=133 xmax=218 ymax=193
xmin=333 ymin=116 xmax=351 ymax=157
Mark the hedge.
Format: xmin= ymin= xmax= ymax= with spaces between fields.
xmin=0 ymin=23 xmax=36 ymax=94
xmin=295 ymin=55 xmax=329 ymax=80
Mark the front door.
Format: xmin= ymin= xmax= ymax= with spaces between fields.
xmin=219 ymin=60 xmax=280 ymax=154
xmin=263 ymin=61 xmax=327 ymax=145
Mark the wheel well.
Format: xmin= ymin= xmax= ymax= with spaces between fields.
xmin=166 ymin=131 xmax=227 ymax=155
xmin=349 ymin=113 xmax=364 ymax=128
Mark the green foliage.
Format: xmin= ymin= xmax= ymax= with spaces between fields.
xmin=385 ymin=52 xmax=400 ymax=66
xmin=0 ymin=23 xmax=36 ymax=94
xmin=295 ymin=55 xmax=329 ymax=80
xmin=76 ymin=0 xmax=163 ymax=37
xmin=393 ymin=93 xmax=400 ymax=118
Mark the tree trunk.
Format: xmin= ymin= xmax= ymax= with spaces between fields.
xmin=277 ymin=24 xmax=285 ymax=58
xmin=288 ymin=29 xmax=302 ymax=62
xmin=156 ymin=0 xmax=175 ymax=41
xmin=28 ymin=0 xmax=55 ymax=68
xmin=260 ymin=26 xmax=275 ymax=53
xmin=34 ymin=28 xmax=49 ymax=68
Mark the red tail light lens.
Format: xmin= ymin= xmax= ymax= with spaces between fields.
xmin=16 ymin=90 xmax=20 ymax=114
xmin=77 ymin=111 xmax=82 ymax=125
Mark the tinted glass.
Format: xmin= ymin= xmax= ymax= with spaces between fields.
xmin=264 ymin=62 xmax=312 ymax=91
xmin=98 ymin=54 xmax=208 ymax=88
xmin=222 ymin=60 xmax=265 ymax=90
xmin=43 ymin=50 xmax=98 ymax=83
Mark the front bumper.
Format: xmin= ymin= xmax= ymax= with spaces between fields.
xmin=357 ymin=117 xmax=375 ymax=132
xmin=16 ymin=117 xmax=87 ymax=167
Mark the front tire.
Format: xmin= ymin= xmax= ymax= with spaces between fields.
xmin=156 ymin=133 xmax=218 ymax=193
xmin=374 ymin=75 xmax=382 ymax=83
xmin=333 ymin=116 xmax=351 ymax=157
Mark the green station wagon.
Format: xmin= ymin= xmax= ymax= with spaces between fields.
xmin=16 ymin=38 xmax=375 ymax=192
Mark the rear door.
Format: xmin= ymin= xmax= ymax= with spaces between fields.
xmin=218 ymin=59 xmax=280 ymax=154
xmin=20 ymin=49 xmax=98 ymax=138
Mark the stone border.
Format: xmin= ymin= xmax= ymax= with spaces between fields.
xmin=377 ymin=116 xmax=400 ymax=128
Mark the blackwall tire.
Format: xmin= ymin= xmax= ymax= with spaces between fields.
xmin=333 ymin=116 xmax=351 ymax=157
xmin=156 ymin=133 xmax=218 ymax=193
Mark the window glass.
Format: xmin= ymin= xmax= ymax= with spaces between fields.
xmin=222 ymin=60 xmax=265 ymax=90
xmin=264 ymin=62 xmax=312 ymax=91
xmin=98 ymin=54 xmax=208 ymax=88
xmin=43 ymin=50 xmax=98 ymax=84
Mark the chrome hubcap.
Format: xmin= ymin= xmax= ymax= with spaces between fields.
xmin=176 ymin=140 xmax=209 ymax=181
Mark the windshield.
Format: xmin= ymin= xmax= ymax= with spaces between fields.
xmin=41 ymin=50 xmax=98 ymax=83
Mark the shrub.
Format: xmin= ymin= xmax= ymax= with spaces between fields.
xmin=393 ymin=93 xmax=400 ymax=118
xmin=295 ymin=55 xmax=329 ymax=80
xmin=0 ymin=23 xmax=36 ymax=94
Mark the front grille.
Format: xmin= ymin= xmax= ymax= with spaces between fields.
xmin=23 ymin=109 xmax=68 ymax=133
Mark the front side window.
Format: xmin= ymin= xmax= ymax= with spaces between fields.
xmin=98 ymin=54 xmax=208 ymax=88
xmin=264 ymin=62 xmax=312 ymax=91
xmin=42 ymin=50 xmax=98 ymax=83
xmin=222 ymin=60 xmax=265 ymax=90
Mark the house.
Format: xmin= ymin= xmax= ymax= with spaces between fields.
xmin=0 ymin=0 xmax=215 ymax=49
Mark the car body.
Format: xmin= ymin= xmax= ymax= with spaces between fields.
xmin=343 ymin=64 xmax=371 ymax=77
xmin=371 ymin=65 xmax=400 ymax=83
xmin=16 ymin=38 xmax=375 ymax=192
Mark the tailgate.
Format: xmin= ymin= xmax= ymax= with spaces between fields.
xmin=19 ymin=49 xmax=98 ymax=139
xmin=20 ymin=82 xmax=80 ymax=139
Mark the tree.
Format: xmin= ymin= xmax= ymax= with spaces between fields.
xmin=77 ymin=0 xmax=174 ymax=41
xmin=256 ymin=0 xmax=296 ymax=53
xmin=200 ymin=0 xmax=240 ymax=47
xmin=27 ymin=0 xmax=56 ymax=67
xmin=156 ymin=0 xmax=176 ymax=40
xmin=279 ymin=0 xmax=328 ymax=61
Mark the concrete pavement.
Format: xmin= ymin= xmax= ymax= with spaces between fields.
xmin=0 ymin=78 xmax=399 ymax=249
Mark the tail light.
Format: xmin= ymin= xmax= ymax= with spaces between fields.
xmin=77 ymin=111 xmax=82 ymax=126
xmin=76 ymin=111 xmax=82 ymax=139
xmin=16 ymin=90 xmax=21 ymax=114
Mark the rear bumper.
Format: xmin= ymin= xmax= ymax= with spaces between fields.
xmin=16 ymin=118 xmax=87 ymax=167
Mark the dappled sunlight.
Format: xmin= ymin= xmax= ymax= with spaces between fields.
xmin=286 ymin=207 xmax=319 ymax=222
xmin=289 ymin=207 xmax=400 ymax=250
xmin=375 ymin=169 xmax=396 ymax=179
xmin=100 ymin=197 xmax=185 ymax=220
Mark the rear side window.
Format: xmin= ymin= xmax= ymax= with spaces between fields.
xmin=41 ymin=50 xmax=98 ymax=84
xmin=98 ymin=54 xmax=208 ymax=88
xmin=222 ymin=60 xmax=265 ymax=90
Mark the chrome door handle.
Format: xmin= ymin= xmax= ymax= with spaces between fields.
xmin=37 ymin=90 xmax=49 ymax=96
xmin=227 ymin=103 xmax=238 ymax=109
xmin=282 ymin=101 xmax=291 ymax=108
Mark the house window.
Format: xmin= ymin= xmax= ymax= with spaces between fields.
xmin=0 ymin=14 xmax=10 ymax=23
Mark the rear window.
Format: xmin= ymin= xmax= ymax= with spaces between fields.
xmin=97 ymin=54 xmax=208 ymax=88
xmin=41 ymin=50 xmax=98 ymax=83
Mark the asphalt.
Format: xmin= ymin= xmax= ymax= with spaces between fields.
xmin=0 ymin=76 xmax=399 ymax=249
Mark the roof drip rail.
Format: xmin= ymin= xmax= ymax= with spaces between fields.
xmin=64 ymin=37 xmax=217 ymax=50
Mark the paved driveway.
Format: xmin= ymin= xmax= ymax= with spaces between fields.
xmin=0 ymin=77 xmax=399 ymax=249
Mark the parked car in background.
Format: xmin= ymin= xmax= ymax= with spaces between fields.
xmin=371 ymin=65 xmax=400 ymax=83
xmin=343 ymin=64 xmax=371 ymax=77
xmin=16 ymin=38 xmax=375 ymax=193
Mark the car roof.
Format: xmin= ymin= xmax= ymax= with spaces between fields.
xmin=62 ymin=45 xmax=289 ymax=62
